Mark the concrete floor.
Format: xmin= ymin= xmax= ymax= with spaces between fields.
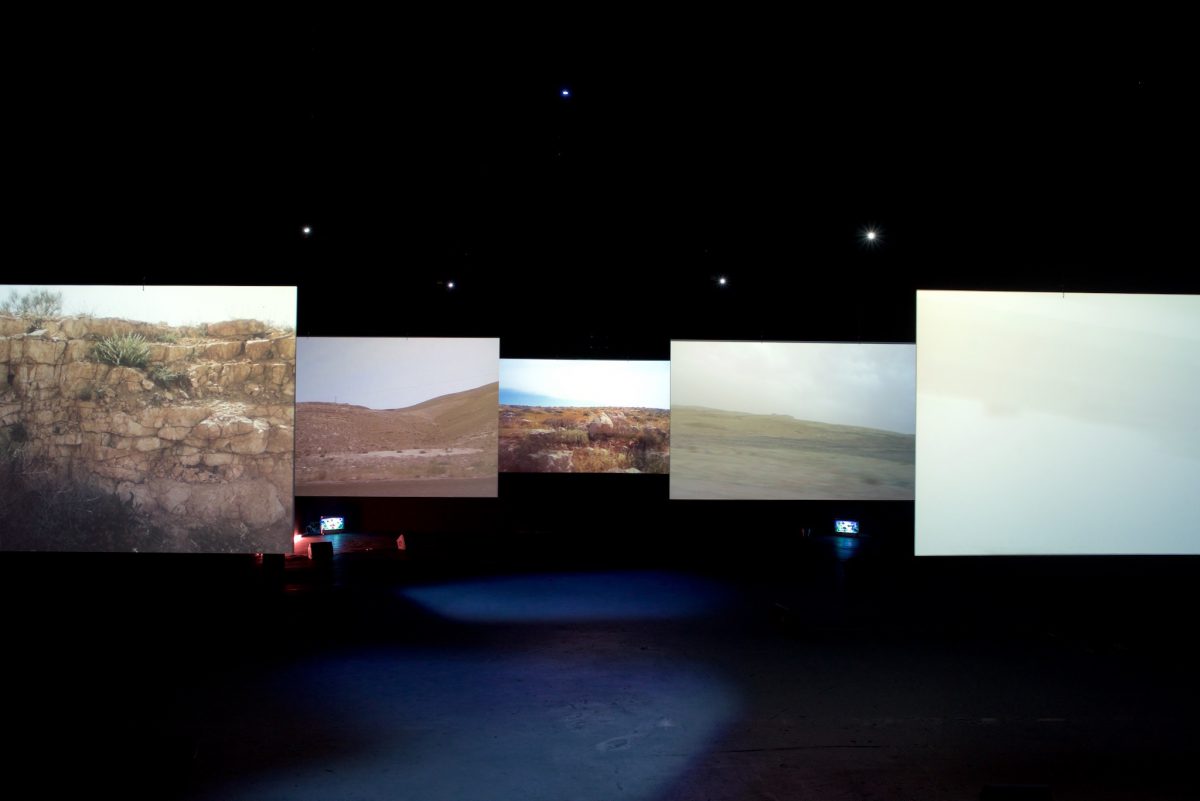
xmin=8 ymin=547 xmax=1197 ymax=800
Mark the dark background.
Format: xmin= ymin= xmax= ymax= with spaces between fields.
xmin=5 ymin=18 xmax=1198 ymax=797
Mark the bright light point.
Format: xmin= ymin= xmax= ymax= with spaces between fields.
xmin=301 ymin=226 xmax=312 ymax=236
xmin=447 ymin=281 xmax=455 ymax=289
xmin=561 ymin=89 xmax=570 ymax=97
xmin=866 ymin=230 xmax=877 ymax=241
xmin=718 ymin=276 xmax=727 ymax=286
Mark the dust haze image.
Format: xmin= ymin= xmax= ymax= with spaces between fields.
xmin=670 ymin=341 xmax=915 ymax=499
xmin=295 ymin=338 xmax=499 ymax=497
xmin=916 ymin=290 xmax=1200 ymax=555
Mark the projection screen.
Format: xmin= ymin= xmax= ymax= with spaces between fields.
xmin=916 ymin=290 xmax=1200 ymax=555
xmin=670 ymin=341 xmax=916 ymax=500
xmin=498 ymin=359 xmax=670 ymax=473
xmin=296 ymin=338 xmax=499 ymax=497
xmin=0 ymin=284 xmax=297 ymax=553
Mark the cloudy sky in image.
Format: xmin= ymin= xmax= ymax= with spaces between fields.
xmin=2 ymin=284 xmax=296 ymax=328
xmin=500 ymin=359 xmax=671 ymax=408
xmin=671 ymin=341 xmax=916 ymax=434
xmin=298 ymin=338 xmax=499 ymax=408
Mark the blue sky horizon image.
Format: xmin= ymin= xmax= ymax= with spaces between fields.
xmin=500 ymin=359 xmax=671 ymax=409
xmin=298 ymin=337 xmax=499 ymax=409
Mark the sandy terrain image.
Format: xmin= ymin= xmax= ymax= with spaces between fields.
xmin=296 ymin=382 xmax=498 ymax=496
xmin=499 ymin=405 xmax=669 ymax=473
xmin=669 ymin=405 xmax=914 ymax=499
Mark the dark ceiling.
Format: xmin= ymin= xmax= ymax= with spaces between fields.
xmin=11 ymin=16 xmax=1190 ymax=347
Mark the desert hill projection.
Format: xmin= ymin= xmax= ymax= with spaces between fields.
xmin=669 ymin=340 xmax=915 ymax=500
xmin=669 ymin=405 xmax=914 ymax=500
xmin=296 ymin=381 xmax=498 ymax=496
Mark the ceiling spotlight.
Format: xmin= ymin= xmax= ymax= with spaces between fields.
xmin=865 ymin=230 xmax=877 ymax=241
xmin=301 ymin=226 xmax=312 ymax=237
xmin=860 ymin=226 xmax=883 ymax=247
xmin=717 ymin=276 xmax=728 ymax=286
xmin=447 ymin=281 xmax=455 ymax=290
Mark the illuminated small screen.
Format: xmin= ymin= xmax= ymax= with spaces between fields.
xmin=320 ymin=516 xmax=345 ymax=532
xmin=834 ymin=520 xmax=859 ymax=535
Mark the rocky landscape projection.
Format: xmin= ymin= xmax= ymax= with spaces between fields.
xmin=498 ymin=358 xmax=670 ymax=474
xmin=499 ymin=406 xmax=670 ymax=473
xmin=670 ymin=340 xmax=916 ymax=499
xmin=0 ymin=312 xmax=295 ymax=552
xmin=669 ymin=406 xmax=913 ymax=500
xmin=295 ymin=382 xmax=499 ymax=497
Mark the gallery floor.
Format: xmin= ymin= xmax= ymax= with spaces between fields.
xmin=6 ymin=537 xmax=1196 ymax=801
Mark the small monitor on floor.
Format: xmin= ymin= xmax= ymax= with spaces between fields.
xmin=834 ymin=520 xmax=859 ymax=535
xmin=320 ymin=516 xmax=345 ymax=532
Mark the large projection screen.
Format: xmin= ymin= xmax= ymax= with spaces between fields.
xmin=296 ymin=338 xmax=499 ymax=497
xmin=916 ymin=291 xmax=1200 ymax=556
xmin=670 ymin=341 xmax=916 ymax=500
xmin=0 ymin=284 xmax=297 ymax=553
xmin=499 ymin=359 xmax=670 ymax=473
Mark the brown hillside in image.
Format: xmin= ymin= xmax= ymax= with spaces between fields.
xmin=296 ymin=381 xmax=498 ymax=456
xmin=295 ymin=382 xmax=499 ymax=495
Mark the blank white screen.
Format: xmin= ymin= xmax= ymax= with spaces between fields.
xmin=916 ymin=291 xmax=1200 ymax=555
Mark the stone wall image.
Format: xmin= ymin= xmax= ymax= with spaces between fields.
xmin=0 ymin=314 xmax=295 ymax=552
